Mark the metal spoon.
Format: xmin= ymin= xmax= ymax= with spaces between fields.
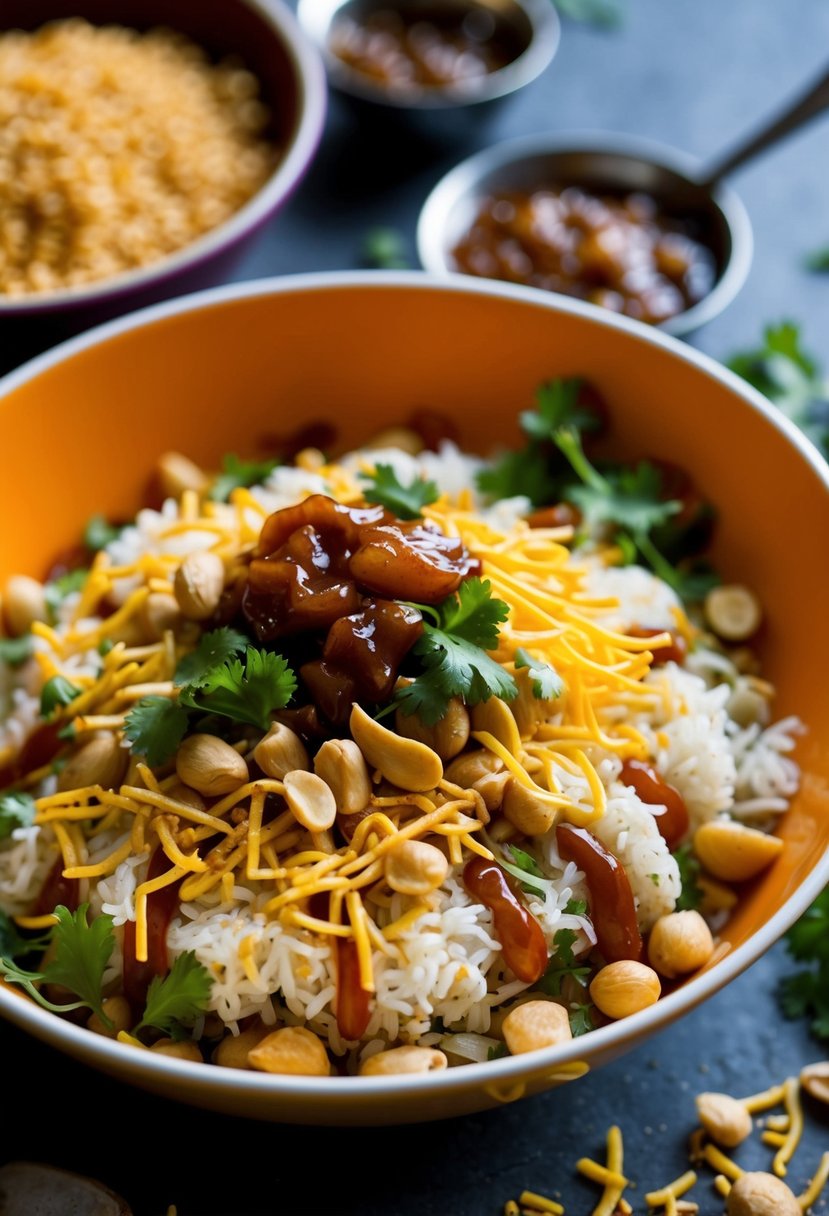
xmin=417 ymin=61 xmax=829 ymax=337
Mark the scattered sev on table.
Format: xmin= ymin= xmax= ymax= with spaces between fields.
xmin=503 ymin=1066 xmax=829 ymax=1215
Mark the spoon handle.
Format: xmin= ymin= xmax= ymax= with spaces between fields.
xmin=699 ymin=61 xmax=829 ymax=189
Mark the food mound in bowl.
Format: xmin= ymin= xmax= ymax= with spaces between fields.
xmin=0 ymin=380 xmax=801 ymax=1077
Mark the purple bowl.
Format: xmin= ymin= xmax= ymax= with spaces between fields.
xmin=0 ymin=0 xmax=327 ymax=360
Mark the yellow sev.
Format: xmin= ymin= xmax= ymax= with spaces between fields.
xmin=16 ymin=466 xmax=674 ymax=1011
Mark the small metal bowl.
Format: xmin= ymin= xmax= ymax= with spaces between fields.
xmin=297 ymin=0 xmax=559 ymax=139
xmin=417 ymin=132 xmax=754 ymax=336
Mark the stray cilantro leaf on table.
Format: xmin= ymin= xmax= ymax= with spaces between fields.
xmin=40 ymin=675 xmax=82 ymax=720
xmin=0 ymin=792 xmax=36 ymax=841
xmin=360 ymin=464 xmax=439 ymax=520
xmin=728 ymin=322 xmax=829 ymax=459
xmin=394 ymin=578 xmax=517 ymax=725
xmin=514 ymin=648 xmax=563 ymax=700
xmin=124 ymin=696 xmax=189 ymax=767
xmin=804 ymin=246 xmax=829 ymax=273
xmin=209 ymin=453 xmax=280 ymax=503
xmin=778 ymin=887 xmax=829 ymax=1043
xmin=179 ymin=647 xmax=296 ymax=732
xmin=362 ymin=227 xmax=410 ymax=270
xmin=174 ymin=626 xmax=249 ymax=687
xmin=133 ymin=950 xmax=213 ymax=1037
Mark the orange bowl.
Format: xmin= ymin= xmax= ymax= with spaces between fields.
xmin=1 ymin=273 xmax=827 ymax=1123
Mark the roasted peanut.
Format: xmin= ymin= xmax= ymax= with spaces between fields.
xmin=3 ymin=575 xmax=47 ymax=636
xmin=248 ymin=1026 xmax=330 ymax=1076
xmin=695 ymin=1091 xmax=753 ymax=1147
xmin=471 ymin=698 xmax=522 ymax=757
xmin=283 ymin=770 xmax=337 ymax=832
xmin=157 ymin=451 xmax=209 ymax=500
xmin=173 ymin=551 xmax=225 ymax=621
xmin=349 ymin=703 xmax=442 ymax=792
xmin=502 ymin=776 xmax=558 ymax=836
xmin=314 ymin=738 xmax=372 ymax=814
xmin=359 ymin=1045 xmax=447 ymax=1076
xmin=705 ymin=584 xmax=762 ymax=642
xmin=87 ymin=995 xmax=132 ymax=1038
xmin=166 ymin=781 xmax=207 ymax=811
xmin=726 ymin=1172 xmax=800 ymax=1216
xmin=589 ymin=960 xmax=661 ymax=1020
xmin=176 ymin=733 xmax=248 ymax=796
xmin=386 ymin=839 xmax=449 ymax=896
xmin=726 ymin=678 xmax=771 ymax=728
xmin=57 ymin=733 xmax=128 ymax=792
xmin=365 ymin=426 xmax=423 ymax=454
xmin=213 ymin=1023 xmax=270 ymax=1070
xmin=474 ymin=769 xmax=511 ymax=813
xmin=254 ymin=723 xmax=309 ymax=780
xmin=444 ymin=750 xmax=504 ymax=788
xmin=648 ymin=910 xmax=715 ymax=979
xmin=395 ymin=697 xmax=470 ymax=761
xmin=141 ymin=592 xmax=181 ymax=641
xmin=693 ymin=820 xmax=783 ymax=882
xmin=150 ymin=1038 xmax=203 ymax=1062
xmin=800 ymin=1061 xmax=829 ymax=1105
xmin=502 ymin=1000 xmax=572 ymax=1055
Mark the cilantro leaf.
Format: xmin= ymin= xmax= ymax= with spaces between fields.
xmin=179 ymin=647 xmax=296 ymax=732
xmin=476 ymin=445 xmax=560 ymax=507
xmin=564 ymin=897 xmax=588 ymax=917
xmin=209 ymin=453 xmax=280 ymax=503
xmin=508 ymin=845 xmax=544 ymax=879
xmin=174 ymin=627 xmax=249 ymax=688
xmin=124 ymin=697 xmax=190 ymax=767
xmin=540 ymin=926 xmax=591 ymax=996
xmin=0 ymin=792 xmax=36 ymax=840
xmin=505 ymin=845 xmax=547 ymax=895
xmin=362 ymin=227 xmax=410 ymax=270
xmin=805 ymin=246 xmax=829 ymax=273
xmin=569 ymin=1003 xmax=596 ymax=1037
xmin=673 ymin=844 xmax=703 ymax=912
xmin=83 ymin=515 xmax=123 ymax=553
xmin=520 ymin=378 xmax=603 ymax=442
xmin=514 ymin=648 xmax=563 ymax=700
xmin=41 ymin=905 xmax=114 ymax=1024
xmin=555 ymin=429 xmax=681 ymax=535
xmin=45 ymin=569 xmax=88 ymax=622
xmin=0 ymin=909 xmax=43 ymax=960
xmin=360 ymin=464 xmax=439 ymax=520
xmin=0 ymin=635 xmax=34 ymax=668
xmin=393 ymin=579 xmax=517 ymax=726
xmin=134 ymin=951 xmax=212 ymax=1036
xmin=728 ymin=322 xmax=829 ymax=458
xmin=785 ymin=888 xmax=829 ymax=965
xmin=477 ymin=378 xmax=602 ymax=507
xmin=40 ymin=675 xmax=82 ymax=720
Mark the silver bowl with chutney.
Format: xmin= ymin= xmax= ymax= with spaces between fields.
xmin=417 ymin=131 xmax=754 ymax=336
xmin=297 ymin=0 xmax=560 ymax=137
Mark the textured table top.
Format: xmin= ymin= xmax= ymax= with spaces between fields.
xmin=3 ymin=1 xmax=828 ymax=1212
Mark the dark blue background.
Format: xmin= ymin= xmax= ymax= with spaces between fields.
xmin=3 ymin=2 xmax=828 ymax=1212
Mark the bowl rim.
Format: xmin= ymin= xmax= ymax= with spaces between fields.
xmin=0 ymin=269 xmax=827 ymax=1107
xmin=296 ymin=0 xmax=561 ymax=111
xmin=0 ymin=0 xmax=327 ymax=317
xmin=415 ymin=129 xmax=754 ymax=337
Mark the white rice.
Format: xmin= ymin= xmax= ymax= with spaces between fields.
xmin=0 ymin=441 xmax=805 ymax=1050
